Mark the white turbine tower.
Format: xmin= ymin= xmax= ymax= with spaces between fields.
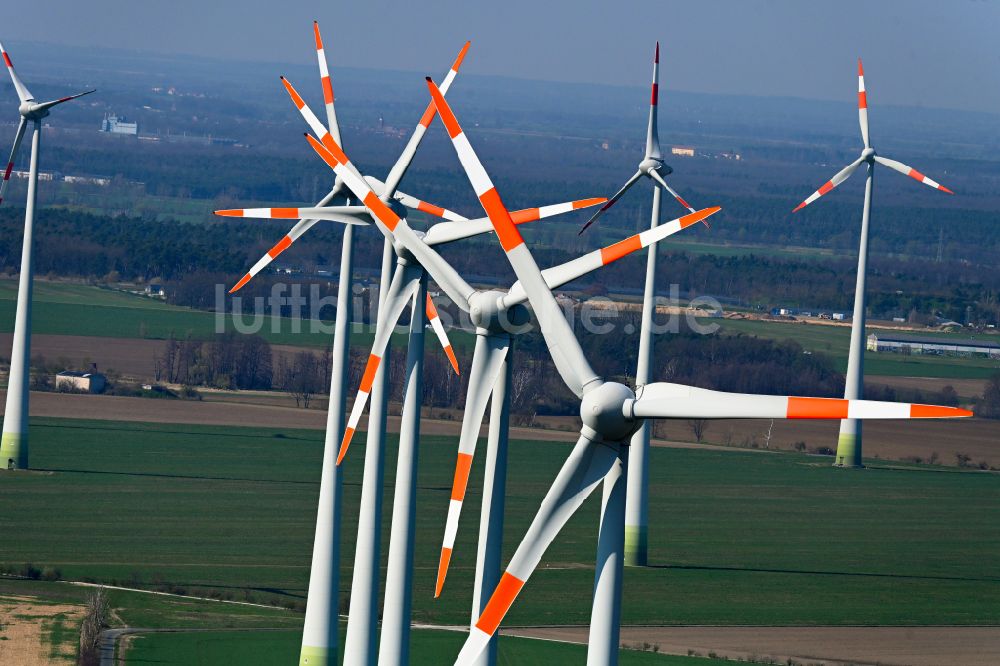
xmin=579 ymin=43 xmax=704 ymax=568
xmin=0 ymin=41 xmax=94 ymax=470
xmin=792 ymin=59 xmax=954 ymax=468
xmin=422 ymin=78 xmax=972 ymax=666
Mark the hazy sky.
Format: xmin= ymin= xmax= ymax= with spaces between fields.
xmin=4 ymin=0 xmax=999 ymax=113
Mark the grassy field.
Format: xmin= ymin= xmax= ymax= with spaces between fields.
xmin=123 ymin=626 xmax=728 ymax=665
xmin=707 ymin=317 xmax=1000 ymax=379
xmin=1 ymin=416 xmax=998 ymax=634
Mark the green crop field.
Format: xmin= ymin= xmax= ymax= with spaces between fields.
xmin=705 ymin=317 xmax=1000 ymax=379
xmin=1 ymin=416 xmax=998 ymax=635
xmin=0 ymin=279 xmax=477 ymax=352
xmin=121 ymin=626 xmax=728 ymax=665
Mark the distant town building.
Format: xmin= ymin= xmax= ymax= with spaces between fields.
xmin=867 ymin=333 xmax=1000 ymax=358
xmin=55 ymin=365 xmax=107 ymax=394
xmin=671 ymin=146 xmax=695 ymax=157
xmin=101 ymin=113 xmax=138 ymax=136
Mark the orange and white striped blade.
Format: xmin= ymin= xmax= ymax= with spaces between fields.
xmin=338 ymin=264 xmax=423 ymax=465
xmin=435 ymin=335 xmax=508 ymax=597
xmin=426 ymin=76 xmax=597 ymax=398
xmin=426 ymin=294 xmax=459 ymax=375
xmin=394 ymin=190 xmax=468 ymax=222
xmin=456 ymin=433 xmax=616 ymax=664
xmin=280 ymin=76 xmax=366 ymax=184
xmin=504 ymin=207 xmax=721 ymax=308
xmin=227 ymin=218 xmax=320 ymax=293
xmin=508 ymin=197 xmax=607 ymax=224
xmin=874 ymin=155 xmax=954 ymax=195
xmin=382 ymin=41 xmax=471 ymax=197
xmin=792 ymin=158 xmax=863 ymax=213
xmin=214 ymin=205 xmax=369 ymax=222
xmin=305 ymin=133 xmax=476 ymax=312
xmin=0 ymin=41 xmax=32 ymax=102
xmin=579 ymin=170 xmax=643 ymax=235
xmin=0 ymin=118 xmax=27 ymax=206
xmin=312 ymin=21 xmax=342 ymax=147
xmin=857 ymin=58 xmax=870 ymax=149
xmin=629 ymin=382 xmax=974 ymax=420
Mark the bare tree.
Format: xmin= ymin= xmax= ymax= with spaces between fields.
xmin=688 ymin=418 xmax=709 ymax=443
xmin=78 ymin=586 xmax=110 ymax=666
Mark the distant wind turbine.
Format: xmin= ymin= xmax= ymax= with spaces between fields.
xmin=0 ymin=41 xmax=94 ymax=470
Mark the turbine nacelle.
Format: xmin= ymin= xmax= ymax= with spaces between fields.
xmin=469 ymin=290 xmax=529 ymax=333
xmin=639 ymin=157 xmax=671 ymax=176
xmin=19 ymin=101 xmax=48 ymax=120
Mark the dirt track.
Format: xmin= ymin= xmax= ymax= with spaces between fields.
xmin=506 ymin=625 xmax=1000 ymax=666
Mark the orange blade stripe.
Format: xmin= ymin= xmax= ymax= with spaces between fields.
xmin=306 ymin=134 xmax=340 ymax=169
xmin=425 ymin=294 xmax=439 ymax=320
xmin=360 ymin=354 xmax=381 ymax=393
xmin=267 ymin=236 xmax=293 ymax=259
xmin=680 ymin=207 xmax=718 ymax=228
xmin=786 ymin=397 xmax=849 ymax=419
xmin=480 ymin=188 xmax=522 ymax=252
xmin=444 ymin=346 xmax=459 ymax=375
xmin=271 ymin=208 xmax=300 ymax=219
xmin=910 ymin=404 xmax=972 ymax=418
xmin=451 ymin=41 xmax=470 ymax=72
xmin=451 ymin=452 xmax=474 ymax=501
xmin=428 ymin=77 xmax=463 ymax=138
xmin=510 ymin=208 xmax=540 ymax=224
xmin=817 ymin=181 xmax=834 ymax=196
xmin=418 ymin=101 xmax=437 ymax=129
xmin=600 ymin=234 xmax=643 ymax=265
xmin=215 ymin=209 xmax=244 ymax=217
xmin=280 ymin=76 xmax=306 ymax=109
xmin=322 ymin=76 xmax=334 ymax=104
xmin=435 ymin=548 xmax=453 ymax=598
xmin=337 ymin=426 xmax=355 ymax=465
xmin=362 ymin=191 xmax=399 ymax=232
xmin=908 ymin=168 xmax=926 ymax=182
xmin=475 ymin=572 xmax=525 ymax=635
xmin=418 ymin=200 xmax=446 ymax=217
xmin=573 ymin=197 xmax=607 ymax=209
xmin=858 ymin=91 xmax=868 ymax=109
xmin=230 ymin=273 xmax=253 ymax=294
xmin=313 ymin=21 xmax=324 ymax=50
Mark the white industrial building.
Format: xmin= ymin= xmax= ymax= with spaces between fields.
xmin=55 ymin=369 xmax=107 ymax=393
xmin=867 ymin=333 xmax=1000 ymax=358
xmin=101 ymin=113 xmax=138 ymax=136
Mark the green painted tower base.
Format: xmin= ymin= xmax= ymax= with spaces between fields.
xmin=299 ymin=645 xmax=330 ymax=666
xmin=834 ymin=432 xmax=863 ymax=468
xmin=0 ymin=432 xmax=27 ymax=470
xmin=624 ymin=525 xmax=648 ymax=567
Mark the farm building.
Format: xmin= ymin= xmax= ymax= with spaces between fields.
xmin=55 ymin=369 xmax=107 ymax=394
xmin=867 ymin=333 xmax=1000 ymax=358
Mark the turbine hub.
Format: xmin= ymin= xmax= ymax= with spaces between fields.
xmin=394 ymin=229 xmax=424 ymax=262
xmin=19 ymin=102 xmax=48 ymax=121
xmin=469 ymin=290 xmax=529 ymax=332
xmin=861 ymin=147 xmax=876 ymax=161
xmin=639 ymin=158 xmax=668 ymax=175
xmin=580 ymin=381 xmax=638 ymax=442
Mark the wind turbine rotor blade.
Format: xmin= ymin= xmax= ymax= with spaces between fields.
xmin=304 ymin=133 xmax=475 ymax=311
xmin=858 ymin=58 xmax=870 ymax=148
xmin=0 ymin=41 xmax=33 ymax=102
xmin=629 ymin=382 xmax=973 ymax=420
xmin=791 ymin=158 xmax=863 ymax=213
xmin=579 ymin=170 xmax=643 ymax=235
xmin=214 ymin=205 xmax=370 ymax=222
xmin=337 ymin=263 xmax=423 ymax=465
xmin=425 ymin=294 xmax=460 ymax=374
xmin=644 ymin=41 xmax=662 ymax=160
xmin=456 ymin=433 xmax=618 ymax=664
xmin=33 ymin=89 xmax=96 ymax=112
xmin=312 ymin=21 xmax=342 ymax=147
xmin=504 ymin=207 xmax=722 ymax=308
xmin=382 ymin=41 xmax=471 ymax=197
xmin=424 ymin=198 xmax=606 ymax=247
xmin=648 ymin=169 xmax=695 ymax=214
xmin=393 ymin=190 xmax=468 ymax=222
xmin=874 ymin=155 xmax=954 ymax=194
xmin=0 ymin=118 xmax=27 ymax=206
xmin=426 ymin=77 xmax=598 ymax=398
xmin=435 ymin=335 xmax=509 ymax=597
xmin=222 ymin=187 xmax=347 ymax=293
xmin=280 ymin=76 xmax=366 ymax=184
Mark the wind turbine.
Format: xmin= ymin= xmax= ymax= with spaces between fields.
xmin=219 ymin=39 xmax=472 ymax=665
xmin=0 ymin=41 xmax=94 ymax=471
xmin=581 ymin=42 xmax=703 ymax=568
xmin=288 ymin=117 xmax=716 ymax=666
xmin=792 ymin=59 xmax=954 ymax=469
xmin=423 ymin=77 xmax=972 ymax=666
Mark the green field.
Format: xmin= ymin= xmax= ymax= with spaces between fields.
xmin=0 ymin=279 xmax=478 ymax=352
xmin=706 ymin=317 xmax=1000 ymax=379
xmin=2 ymin=416 xmax=998 ymax=634
xmin=122 ymin=626 xmax=728 ymax=665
